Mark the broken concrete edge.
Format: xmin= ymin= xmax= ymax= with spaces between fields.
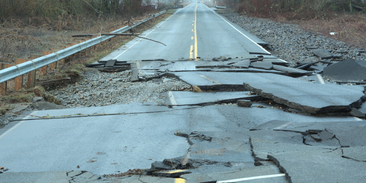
xmin=152 ymin=170 xmax=192 ymax=178
xmin=0 ymin=170 xmax=102 ymax=182
xmin=175 ymin=132 xmax=194 ymax=145
xmin=12 ymin=106 xmax=199 ymax=122
xmin=243 ymin=83 xmax=366 ymax=115
xmin=167 ymin=97 xmax=259 ymax=107
xmin=237 ymin=99 xmax=252 ymax=107
xmin=151 ymin=157 xmax=232 ymax=172
xmin=249 ymin=137 xmax=270 ymax=163
xmin=341 ymin=153 xmax=366 ymax=163
xmin=267 ymin=155 xmax=293 ymax=183
xmin=174 ymin=131 xmax=213 ymax=144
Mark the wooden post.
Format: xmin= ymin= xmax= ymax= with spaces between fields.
xmin=0 ymin=63 xmax=7 ymax=95
xmin=42 ymin=51 xmax=55 ymax=72
xmin=41 ymin=51 xmax=52 ymax=75
xmin=28 ymin=54 xmax=42 ymax=88
xmin=68 ymin=42 xmax=79 ymax=59
xmin=14 ymin=58 xmax=28 ymax=91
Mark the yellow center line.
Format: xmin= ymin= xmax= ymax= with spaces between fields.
xmin=194 ymin=3 xmax=198 ymax=60
xmin=175 ymin=178 xmax=186 ymax=183
xmin=169 ymin=170 xmax=186 ymax=174
xmin=200 ymin=75 xmax=221 ymax=85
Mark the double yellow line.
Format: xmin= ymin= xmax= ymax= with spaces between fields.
xmin=190 ymin=3 xmax=198 ymax=60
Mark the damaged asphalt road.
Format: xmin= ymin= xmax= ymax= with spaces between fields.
xmin=2 ymin=2 xmax=366 ymax=183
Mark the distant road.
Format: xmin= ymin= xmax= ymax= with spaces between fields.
xmin=101 ymin=2 xmax=269 ymax=62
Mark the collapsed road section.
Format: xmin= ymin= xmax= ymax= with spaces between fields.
xmin=1 ymin=2 xmax=366 ymax=183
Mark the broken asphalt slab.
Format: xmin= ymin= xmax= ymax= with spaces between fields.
xmin=163 ymin=91 xmax=259 ymax=106
xmin=311 ymin=48 xmax=335 ymax=59
xmin=182 ymin=165 xmax=286 ymax=183
xmin=272 ymin=65 xmax=312 ymax=76
xmin=169 ymin=72 xmax=292 ymax=90
xmin=16 ymin=103 xmax=194 ymax=120
xmin=323 ymin=59 xmax=366 ymax=81
xmin=171 ymin=72 xmax=365 ymax=114
xmin=242 ymin=73 xmax=365 ymax=114
xmin=250 ymin=62 xmax=273 ymax=70
xmin=0 ymin=171 xmax=101 ymax=183
xmin=0 ymin=107 xmax=192 ymax=175
xmin=269 ymin=148 xmax=366 ymax=183
xmin=249 ymin=130 xmax=366 ymax=182
xmin=1 ymin=104 xmax=362 ymax=179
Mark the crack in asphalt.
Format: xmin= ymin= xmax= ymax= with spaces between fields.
xmin=14 ymin=106 xmax=199 ymax=121
xmin=267 ymin=155 xmax=293 ymax=183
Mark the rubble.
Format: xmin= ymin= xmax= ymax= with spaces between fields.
xmin=237 ymin=99 xmax=252 ymax=107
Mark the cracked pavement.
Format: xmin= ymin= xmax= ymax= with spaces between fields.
xmin=1 ymin=2 xmax=366 ymax=183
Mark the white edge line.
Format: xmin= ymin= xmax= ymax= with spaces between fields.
xmin=168 ymin=91 xmax=178 ymax=106
xmin=217 ymin=174 xmax=286 ymax=183
xmin=203 ymin=5 xmax=270 ymax=55
xmin=353 ymin=117 xmax=363 ymax=121
xmin=0 ymin=121 xmax=24 ymax=140
xmin=316 ymin=74 xmax=326 ymax=84
xmin=112 ymin=9 xmax=182 ymax=60
xmin=273 ymin=121 xmax=294 ymax=130
xmin=0 ymin=111 xmax=36 ymax=140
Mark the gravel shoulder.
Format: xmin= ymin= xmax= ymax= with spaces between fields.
xmin=48 ymin=69 xmax=191 ymax=108
xmin=218 ymin=10 xmax=366 ymax=65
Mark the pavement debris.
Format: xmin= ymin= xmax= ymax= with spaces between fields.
xmin=323 ymin=59 xmax=366 ymax=81
xmin=250 ymin=61 xmax=273 ymax=70
xmin=164 ymin=91 xmax=258 ymax=106
xmin=237 ymin=99 xmax=252 ymax=107
xmin=243 ymin=73 xmax=365 ymax=114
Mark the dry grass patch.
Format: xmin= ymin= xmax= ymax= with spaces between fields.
xmin=290 ymin=14 xmax=366 ymax=49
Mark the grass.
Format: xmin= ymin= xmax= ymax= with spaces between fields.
xmin=229 ymin=0 xmax=366 ymax=50
xmin=291 ymin=14 xmax=366 ymax=49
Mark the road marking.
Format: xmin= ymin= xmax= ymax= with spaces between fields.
xmin=112 ymin=9 xmax=180 ymax=59
xmin=316 ymin=74 xmax=326 ymax=84
xmin=175 ymin=178 xmax=186 ymax=183
xmin=194 ymin=3 xmax=198 ymax=60
xmin=273 ymin=122 xmax=293 ymax=130
xmin=182 ymin=152 xmax=190 ymax=165
xmin=168 ymin=91 xmax=178 ymax=106
xmin=354 ymin=117 xmax=363 ymax=121
xmin=0 ymin=121 xmax=24 ymax=140
xmin=0 ymin=111 xmax=37 ymax=139
xmin=200 ymin=75 xmax=221 ymax=85
xmin=191 ymin=36 xmax=193 ymax=40
xmin=217 ymin=174 xmax=286 ymax=183
xmin=190 ymin=45 xmax=193 ymax=59
xmin=203 ymin=5 xmax=270 ymax=55
xmin=168 ymin=170 xmax=186 ymax=174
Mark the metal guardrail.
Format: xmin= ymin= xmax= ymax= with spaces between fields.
xmin=0 ymin=10 xmax=166 ymax=84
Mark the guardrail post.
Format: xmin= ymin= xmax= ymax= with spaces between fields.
xmin=15 ymin=58 xmax=28 ymax=91
xmin=28 ymin=54 xmax=42 ymax=88
xmin=0 ymin=63 xmax=8 ymax=95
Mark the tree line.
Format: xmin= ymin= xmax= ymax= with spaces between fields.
xmin=0 ymin=0 xmax=146 ymax=21
xmin=219 ymin=0 xmax=365 ymax=17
